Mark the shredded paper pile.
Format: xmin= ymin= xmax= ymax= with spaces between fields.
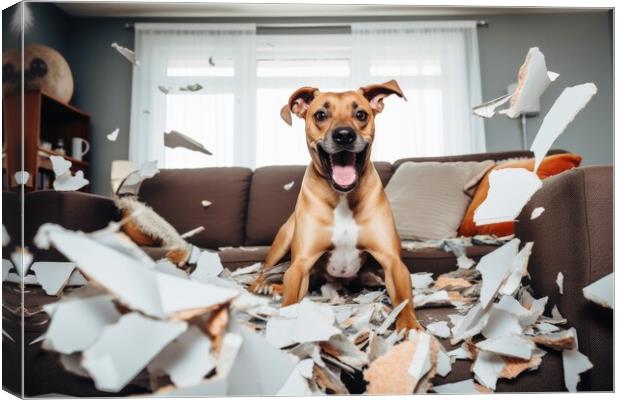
xmin=1 ymin=46 xmax=612 ymax=395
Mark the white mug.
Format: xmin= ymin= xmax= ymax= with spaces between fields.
xmin=71 ymin=138 xmax=90 ymax=161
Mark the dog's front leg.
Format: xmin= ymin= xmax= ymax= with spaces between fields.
xmin=282 ymin=253 xmax=322 ymax=306
xmin=369 ymin=250 xmax=422 ymax=332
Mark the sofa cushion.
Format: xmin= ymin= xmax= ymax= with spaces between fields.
xmin=138 ymin=167 xmax=253 ymax=249
xmin=245 ymin=162 xmax=395 ymax=246
xmin=458 ymin=153 xmax=582 ymax=237
xmin=385 ymin=161 xmax=494 ymax=240
xmin=393 ymin=149 xmax=568 ymax=170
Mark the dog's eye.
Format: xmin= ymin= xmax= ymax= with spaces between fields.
xmin=314 ymin=110 xmax=328 ymax=122
xmin=355 ymin=110 xmax=368 ymax=122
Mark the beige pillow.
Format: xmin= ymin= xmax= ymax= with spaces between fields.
xmin=385 ymin=160 xmax=495 ymax=240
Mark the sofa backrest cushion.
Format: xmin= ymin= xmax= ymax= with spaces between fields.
xmin=393 ymin=149 xmax=568 ymax=170
xmin=138 ymin=167 xmax=253 ymax=249
xmin=244 ymin=162 xmax=394 ymax=246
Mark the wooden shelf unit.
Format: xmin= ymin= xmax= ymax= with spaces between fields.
xmin=3 ymin=90 xmax=91 ymax=191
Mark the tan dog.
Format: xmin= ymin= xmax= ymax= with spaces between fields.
xmin=252 ymin=80 xmax=421 ymax=332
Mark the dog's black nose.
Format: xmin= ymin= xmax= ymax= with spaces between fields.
xmin=332 ymin=127 xmax=356 ymax=145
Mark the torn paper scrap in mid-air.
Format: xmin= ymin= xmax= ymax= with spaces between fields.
xmin=107 ymin=128 xmax=119 ymax=142
xmin=582 ymin=273 xmax=613 ymax=309
xmin=530 ymin=83 xmax=597 ymax=172
xmin=530 ymin=207 xmax=545 ymax=220
xmin=50 ymin=155 xmax=89 ymax=191
xmin=473 ymin=47 xmax=559 ymax=119
xmin=111 ymin=42 xmax=139 ymax=65
xmin=474 ymin=168 xmax=542 ymax=226
xmin=164 ymin=130 xmax=212 ymax=156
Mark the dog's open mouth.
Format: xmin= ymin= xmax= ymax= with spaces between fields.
xmin=317 ymin=144 xmax=368 ymax=192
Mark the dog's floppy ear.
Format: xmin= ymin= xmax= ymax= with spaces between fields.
xmin=280 ymin=86 xmax=320 ymax=126
xmin=358 ymin=80 xmax=407 ymax=114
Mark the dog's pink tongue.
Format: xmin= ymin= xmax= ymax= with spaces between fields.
xmin=332 ymin=165 xmax=356 ymax=187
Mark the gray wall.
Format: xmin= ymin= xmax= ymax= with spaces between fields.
xmin=3 ymin=5 xmax=613 ymax=195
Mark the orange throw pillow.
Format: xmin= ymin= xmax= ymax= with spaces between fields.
xmin=458 ymin=153 xmax=582 ymax=237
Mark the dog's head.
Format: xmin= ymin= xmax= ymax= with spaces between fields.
xmin=280 ymin=80 xmax=406 ymax=193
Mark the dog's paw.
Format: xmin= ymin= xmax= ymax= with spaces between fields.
xmin=396 ymin=316 xmax=424 ymax=333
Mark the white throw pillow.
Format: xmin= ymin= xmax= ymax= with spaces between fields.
xmin=385 ymin=160 xmax=495 ymax=240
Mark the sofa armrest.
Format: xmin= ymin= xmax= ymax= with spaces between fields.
xmin=25 ymin=191 xmax=121 ymax=260
xmin=515 ymin=165 xmax=612 ymax=391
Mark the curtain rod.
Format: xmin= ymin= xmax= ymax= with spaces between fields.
xmin=124 ymin=20 xmax=489 ymax=30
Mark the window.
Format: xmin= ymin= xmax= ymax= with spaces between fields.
xmin=130 ymin=22 xmax=484 ymax=169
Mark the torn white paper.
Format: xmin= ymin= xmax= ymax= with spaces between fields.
xmin=562 ymin=329 xmax=593 ymax=392
xmin=433 ymin=379 xmax=486 ymax=394
xmin=556 ymin=272 xmax=564 ymax=295
xmin=530 ymin=83 xmax=597 ymax=171
xmin=191 ymin=251 xmax=224 ymax=282
xmin=411 ymin=273 xmax=434 ymax=290
xmin=283 ymin=181 xmax=295 ymax=191
xmin=11 ymin=248 xmax=33 ymax=277
xmin=473 ymin=47 xmax=558 ymax=119
xmin=407 ymin=331 xmax=432 ymax=382
xmin=31 ymin=261 xmax=77 ymax=295
xmin=148 ymin=326 xmax=216 ymax=388
xmin=43 ymin=294 xmax=121 ymax=354
xmin=426 ymin=321 xmax=451 ymax=338
xmin=201 ymin=200 xmax=212 ymax=208
xmin=164 ymin=130 xmax=212 ymax=156
xmin=476 ymin=239 xmax=520 ymax=308
xmin=376 ymin=299 xmax=409 ymax=335
xmin=15 ymin=170 xmax=30 ymax=185
xmin=476 ymin=335 xmax=535 ymax=359
xmin=472 ymin=350 xmax=505 ymax=390
xmin=474 ymin=169 xmax=542 ymax=226
xmin=122 ymin=160 xmax=159 ymax=187
xmin=582 ymin=272 xmax=613 ymax=309
xmin=499 ymin=242 xmax=533 ymax=296
xmin=111 ymin=42 xmax=139 ymax=65
xmin=82 ymin=312 xmax=186 ymax=392
xmin=530 ymin=207 xmax=545 ymax=220
xmin=50 ymin=155 xmax=71 ymax=176
xmin=107 ymin=128 xmax=120 ymax=142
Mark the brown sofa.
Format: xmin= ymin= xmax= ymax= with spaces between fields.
xmin=4 ymin=149 xmax=613 ymax=395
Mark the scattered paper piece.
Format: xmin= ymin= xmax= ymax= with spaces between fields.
xmin=562 ymin=329 xmax=593 ymax=392
xmin=530 ymin=207 xmax=545 ymax=220
xmin=111 ymin=42 xmax=139 ymax=65
xmin=451 ymin=304 xmax=489 ymax=344
xmin=43 ymin=294 xmax=121 ymax=354
xmin=283 ymin=181 xmax=295 ymax=191
xmin=476 ymin=335 xmax=535 ymax=359
xmin=15 ymin=170 xmax=30 ymax=185
xmin=11 ymin=247 xmax=33 ymax=277
xmin=556 ymin=272 xmax=564 ymax=295
xmin=179 ymin=83 xmax=203 ymax=92
xmin=201 ymin=200 xmax=212 ymax=208
xmin=500 ymin=348 xmax=546 ymax=379
xmin=482 ymin=303 xmax=523 ymax=339
xmin=31 ymin=261 xmax=77 ymax=295
xmin=148 ymin=326 xmax=216 ymax=388
xmin=532 ymin=329 xmax=576 ymax=351
xmin=407 ymin=331 xmax=433 ymax=382
xmin=82 ymin=312 xmax=187 ymax=391
xmin=191 ymin=251 xmax=224 ymax=282
xmin=476 ymin=239 xmax=520 ymax=309
xmin=107 ymin=128 xmax=120 ymax=142
xmin=433 ymin=379 xmax=489 ymax=394
xmin=39 ymin=225 xmax=238 ymax=319
xmin=499 ymin=242 xmax=533 ymax=296
xmin=472 ymin=350 xmax=505 ymax=390
xmin=473 ymin=47 xmax=559 ymax=119
xmin=50 ymin=156 xmax=88 ymax=191
xmin=411 ymin=273 xmax=434 ymax=289
xmin=530 ymin=83 xmax=597 ymax=171
xmin=426 ymin=321 xmax=451 ymax=338
xmin=376 ymin=299 xmax=409 ymax=335
xmin=434 ymin=276 xmax=471 ymax=290
xmin=2 ymin=225 xmax=9 ymax=246
xmin=122 ymin=160 xmax=159 ymax=187
xmin=474 ymin=169 xmax=542 ymax=226
xmin=164 ymin=130 xmax=212 ymax=156
xmin=436 ymin=349 xmax=452 ymax=377
xmin=180 ymin=226 xmax=205 ymax=239
xmin=582 ymin=273 xmax=613 ymax=309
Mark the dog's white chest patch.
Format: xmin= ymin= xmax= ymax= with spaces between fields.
xmin=326 ymin=195 xmax=362 ymax=278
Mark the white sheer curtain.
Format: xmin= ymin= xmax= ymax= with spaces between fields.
xmin=350 ymin=21 xmax=485 ymax=160
xmin=129 ymin=21 xmax=484 ymax=169
xmin=129 ymin=23 xmax=257 ymax=168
